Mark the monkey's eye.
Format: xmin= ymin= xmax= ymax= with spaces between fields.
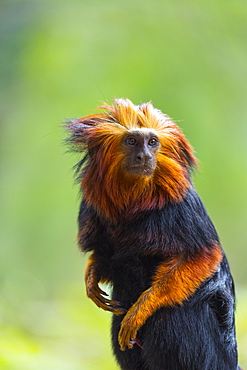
xmin=126 ymin=137 xmax=138 ymax=146
xmin=148 ymin=137 xmax=158 ymax=146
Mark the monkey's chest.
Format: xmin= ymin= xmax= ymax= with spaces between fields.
xmin=109 ymin=255 xmax=161 ymax=308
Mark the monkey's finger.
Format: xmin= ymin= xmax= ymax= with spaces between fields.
xmin=99 ymin=289 xmax=109 ymax=296
xmin=100 ymin=291 xmax=109 ymax=296
xmin=105 ymin=306 xmax=127 ymax=315
xmin=95 ymin=301 xmax=126 ymax=315
xmin=90 ymin=294 xmax=126 ymax=314
xmin=107 ymin=299 xmax=124 ymax=307
xmin=127 ymin=329 xmax=138 ymax=349
xmin=91 ymin=290 xmax=118 ymax=306
xmin=92 ymin=292 xmax=112 ymax=304
xmin=111 ymin=306 xmax=127 ymax=315
xmin=93 ymin=285 xmax=109 ymax=296
xmin=90 ymin=288 xmax=124 ymax=307
xmin=119 ymin=327 xmax=131 ymax=351
xmin=123 ymin=328 xmax=137 ymax=350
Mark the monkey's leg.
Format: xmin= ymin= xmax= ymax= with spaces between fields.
xmin=85 ymin=254 xmax=126 ymax=315
xmin=118 ymin=245 xmax=223 ymax=350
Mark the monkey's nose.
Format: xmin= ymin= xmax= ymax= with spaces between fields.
xmin=136 ymin=151 xmax=152 ymax=163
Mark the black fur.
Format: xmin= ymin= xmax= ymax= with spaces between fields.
xmin=78 ymin=187 xmax=239 ymax=369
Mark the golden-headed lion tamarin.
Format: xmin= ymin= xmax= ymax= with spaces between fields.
xmin=66 ymin=99 xmax=239 ymax=370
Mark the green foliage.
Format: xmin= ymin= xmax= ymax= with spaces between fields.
xmin=1 ymin=0 xmax=247 ymax=368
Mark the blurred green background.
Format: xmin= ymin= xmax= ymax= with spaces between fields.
xmin=1 ymin=0 xmax=247 ymax=369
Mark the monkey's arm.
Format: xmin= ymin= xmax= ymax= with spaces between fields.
xmin=85 ymin=253 xmax=126 ymax=315
xmin=78 ymin=202 xmax=126 ymax=314
xmin=118 ymin=244 xmax=223 ymax=350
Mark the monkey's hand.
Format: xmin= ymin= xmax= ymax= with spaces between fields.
xmin=118 ymin=291 xmax=150 ymax=350
xmin=118 ymin=245 xmax=223 ymax=350
xmin=85 ymin=255 xmax=126 ymax=315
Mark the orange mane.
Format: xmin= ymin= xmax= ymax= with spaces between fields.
xmin=67 ymin=98 xmax=197 ymax=222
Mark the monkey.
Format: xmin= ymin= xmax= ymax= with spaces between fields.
xmin=66 ymin=98 xmax=240 ymax=370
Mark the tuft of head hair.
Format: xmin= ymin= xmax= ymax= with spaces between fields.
xmin=66 ymin=98 xmax=197 ymax=222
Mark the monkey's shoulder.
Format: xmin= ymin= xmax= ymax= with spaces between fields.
xmin=78 ymin=187 xmax=220 ymax=257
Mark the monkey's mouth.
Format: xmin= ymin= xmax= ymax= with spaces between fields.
xmin=125 ymin=164 xmax=155 ymax=177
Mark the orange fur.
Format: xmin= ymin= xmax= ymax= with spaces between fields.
xmin=118 ymin=244 xmax=223 ymax=350
xmin=68 ymin=99 xmax=197 ymax=222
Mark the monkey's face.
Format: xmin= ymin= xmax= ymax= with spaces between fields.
xmin=122 ymin=129 xmax=160 ymax=177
